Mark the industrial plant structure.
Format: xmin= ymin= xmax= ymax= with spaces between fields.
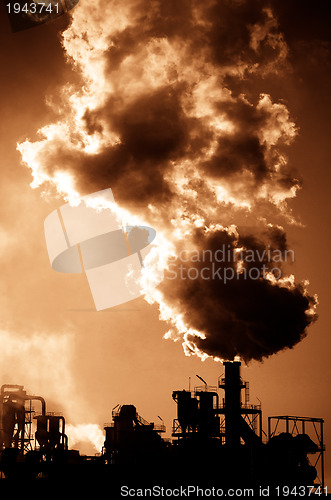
xmin=0 ymin=362 xmax=325 ymax=488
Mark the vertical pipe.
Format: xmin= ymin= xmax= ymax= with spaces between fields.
xmin=320 ymin=420 xmax=325 ymax=489
xmin=268 ymin=417 xmax=271 ymax=439
xmin=222 ymin=361 xmax=243 ymax=447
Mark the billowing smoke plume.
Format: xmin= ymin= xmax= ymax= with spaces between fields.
xmin=18 ymin=0 xmax=317 ymax=362
xmin=160 ymin=226 xmax=315 ymax=362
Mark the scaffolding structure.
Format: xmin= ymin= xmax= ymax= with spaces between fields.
xmin=268 ymin=415 xmax=325 ymax=489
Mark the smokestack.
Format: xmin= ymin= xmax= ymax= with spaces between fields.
xmin=219 ymin=361 xmax=245 ymax=448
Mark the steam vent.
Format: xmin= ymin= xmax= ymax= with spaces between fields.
xmin=0 ymin=362 xmax=325 ymax=490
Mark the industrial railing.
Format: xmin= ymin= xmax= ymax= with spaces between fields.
xmin=153 ymin=423 xmax=166 ymax=433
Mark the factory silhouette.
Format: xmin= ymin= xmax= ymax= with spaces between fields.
xmin=0 ymin=362 xmax=325 ymax=489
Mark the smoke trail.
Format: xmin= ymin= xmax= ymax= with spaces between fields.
xmin=0 ymin=329 xmax=81 ymax=416
xmin=18 ymin=0 xmax=317 ymax=362
xmin=0 ymin=329 xmax=107 ymax=451
xmin=66 ymin=423 xmax=104 ymax=454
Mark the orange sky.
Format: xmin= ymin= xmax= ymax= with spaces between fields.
xmin=0 ymin=0 xmax=330 ymax=482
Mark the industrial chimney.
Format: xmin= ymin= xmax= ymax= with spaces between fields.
xmin=219 ymin=361 xmax=246 ymax=448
